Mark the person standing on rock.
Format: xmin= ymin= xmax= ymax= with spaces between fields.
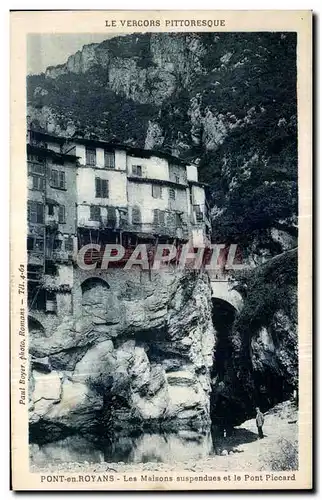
xmin=255 ymin=407 xmax=265 ymax=439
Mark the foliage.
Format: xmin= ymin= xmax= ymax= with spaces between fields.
xmin=233 ymin=249 xmax=297 ymax=339
xmin=264 ymin=437 xmax=299 ymax=471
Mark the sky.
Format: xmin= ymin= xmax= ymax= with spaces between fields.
xmin=27 ymin=34 xmax=120 ymax=75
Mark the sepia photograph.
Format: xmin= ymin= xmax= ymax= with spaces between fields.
xmin=10 ymin=10 xmax=312 ymax=491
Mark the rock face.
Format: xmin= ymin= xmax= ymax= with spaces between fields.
xmin=210 ymin=251 xmax=298 ymax=428
xmin=29 ymin=270 xmax=215 ymax=440
xmin=28 ymin=31 xmax=297 ymax=256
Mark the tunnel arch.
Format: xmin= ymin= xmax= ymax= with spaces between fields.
xmin=211 ymin=280 xmax=243 ymax=312
xmin=28 ymin=316 xmax=45 ymax=338
xmin=81 ymin=277 xmax=110 ymax=293
xmin=81 ymin=277 xmax=112 ymax=319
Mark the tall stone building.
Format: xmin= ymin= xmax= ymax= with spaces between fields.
xmin=27 ymin=128 xmax=211 ymax=336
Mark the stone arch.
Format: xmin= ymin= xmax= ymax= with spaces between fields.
xmin=28 ymin=316 xmax=45 ymax=339
xmin=81 ymin=277 xmax=112 ymax=320
xmin=81 ymin=277 xmax=110 ymax=293
xmin=211 ymin=280 xmax=243 ymax=312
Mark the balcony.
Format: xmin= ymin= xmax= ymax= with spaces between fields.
xmin=45 ymin=248 xmax=72 ymax=263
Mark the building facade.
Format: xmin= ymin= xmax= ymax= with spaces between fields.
xmin=27 ymin=130 xmax=78 ymax=319
xmin=27 ymin=129 xmax=211 ymax=329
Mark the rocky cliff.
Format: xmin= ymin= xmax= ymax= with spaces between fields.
xmin=210 ymin=249 xmax=298 ymax=427
xmin=29 ymin=270 xmax=216 ymax=442
xmin=27 ymin=31 xmax=297 ymax=256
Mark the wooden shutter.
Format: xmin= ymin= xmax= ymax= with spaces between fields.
xmin=102 ymin=179 xmax=109 ymax=198
xmin=51 ymin=169 xmax=58 ymax=187
xmin=95 ymin=177 xmax=101 ymax=197
xmin=59 ymin=171 xmax=66 ymax=189
xmin=86 ymin=147 xmax=96 ymax=166
xmin=90 ymin=205 xmax=100 ymax=221
xmin=132 ymin=206 xmax=141 ymax=224
xmin=58 ymin=205 xmax=66 ymax=223
xmin=104 ymin=151 xmax=115 ymax=168
xmin=36 ymin=203 xmax=44 ymax=223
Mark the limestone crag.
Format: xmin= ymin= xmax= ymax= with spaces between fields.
xmin=29 ymin=270 xmax=215 ymax=438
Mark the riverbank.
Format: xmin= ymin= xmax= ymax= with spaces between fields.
xmin=30 ymin=400 xmax=298 ymax=473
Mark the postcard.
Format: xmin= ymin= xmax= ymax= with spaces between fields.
xmin=10 ymin=10 xmax=312 ymax=490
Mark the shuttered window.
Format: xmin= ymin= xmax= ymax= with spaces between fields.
xmin=58 ymin=205 xmax=66 ymax=224
xmin=169 ymin=188 xmax=176 ymax=200
xmin=64 ymin=235 xmax=74 ymax=252
xmin=104 ymin=151 xmax=115 ymax=169
xmin=86 ymin=147 xmax=96 ymax=166
xmin=132 ymin=206 xmax=141 ymax=224
xmin=152 ymin=184 xmax=162 ymax=199
xmin=95 ymin=177 xmax=109 ymax=198
xmin=153 ymin=209 xmax=165 ymax=226
xmin=51 ymin=170 xmax=66 ymax=189
xmin=90 ymin=205 xmax=101 ymax=221
xmin=32 ymin=175 xmax=45 ymax=191
xmin=107 ymin=207 xmax=117 ymax=226
xmin=132 ymin=165 xmax=142 ymax=176
xmin=27 ymin=201 xmax=44 ymax=224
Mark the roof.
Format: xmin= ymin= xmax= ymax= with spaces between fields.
xmin=27 ymin=129 xmax=192 ymax=167
xmin=28 ymin=129 xmax=67 ymax=145
xmin=27 ymin=144 xmax=79 ymax=163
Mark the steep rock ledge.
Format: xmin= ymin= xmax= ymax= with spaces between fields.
xmin=29 ymin=270 xmax=215 ymax=441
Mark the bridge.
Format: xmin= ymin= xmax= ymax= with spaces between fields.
xmin=209 ymin=273 xmax=243 ymax=312
xmin=209 ymin=248 xmax=298 ymax=312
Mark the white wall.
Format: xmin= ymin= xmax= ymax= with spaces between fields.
xmin=76 ymin=168 xmax=127 ymax=206
xmin=127 ymin=154 xmax=169 ymax=181
xmin=186 ymin=165 xmax=198 ymax=182
xmin=191 ymin=228 xmax=206 ymax=247
xmin=128 ymin=181 xmax=169 ymax=225
xmin=76 ymin=145 xmax=86 ymax=165
xmin=191 ymin=185 xmax=206 ymax=206
xmin=75 ymin=144 xmax=127 ymax=171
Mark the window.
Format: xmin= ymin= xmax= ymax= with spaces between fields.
xmin=152 ymin=184 xmax=162 ymax=199
xmin=107 ymin=207 xmax=117 ymax=226
xmin=153 ymin=209 xmax=165 ymax=226
xmin=27 ymin=236 xmax=44 ymax=252
xmin=46 ymin=291 xmax=57 ymax=313
xmin=175 ymin=213 xmax=182 ymax=227
xmin=95 ymin=177 xmax=109 ymax=198
xmin=27 ymin=237 xmax=33 ymax=250
xmin=51 ymin=169 xmax=58 ymax=187
xmin=58 ymin=205 xmax=66 ymax=224
xmin=132 ymin=206 xmax=141 ymax=224
xmin=27 ymin=154 xmax=44 ymax=165
xmin=27 ymin=201 xmax=44 ymax=224
xmin=86 ymin=147 xmax=96 ymax=166
xmin=32 ymin=175 xmax=45 ymax=191
xmin=169 ymin=188 xmax=176 ymax=200
xmin=104 ymin=150 xmax=115 ymax=169
xmin=90 ymin=205 xmax=101 ymax=221
xmin=132 ymin=165 xmax=142 ymax=177
xmin=48 ymin=204 xmax=54 ymax=216
xmin=64 ymin=235 xmax=74 ymax=252
xmin=194 ymin=205 xmax=204 ymax=222
xmin=28 ymin=161 xmax=44 ymax=175
xmin=34 ymin=238 xmax=44 ymax=252
xmin=174 ymin=174 xmax=180 ymax=184
xmin=53 ymin=239 xmax=62 ymax=250
xmin=51 ymin=170 xmax=66 ymax=189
